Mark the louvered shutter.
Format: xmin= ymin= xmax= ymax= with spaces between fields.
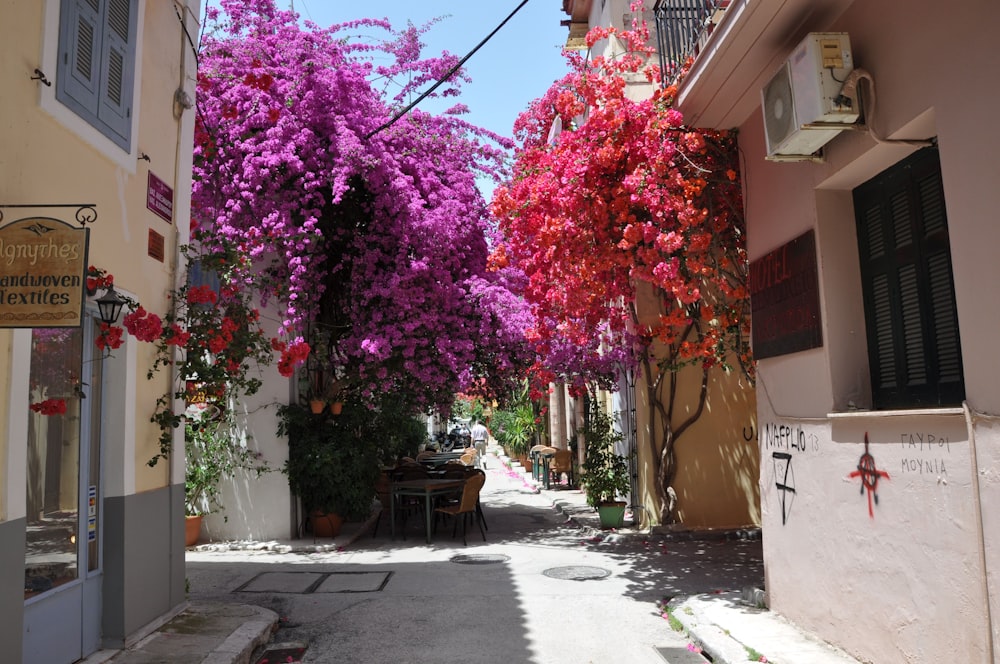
xmin=97 ymin=0 xmax=135 ymax=146
xmin=853 ymin=147 xmax=964 ymax=409
xmin=58 ymin=0 xmax=103 ymax=115
xmin=57 ymin=0 xmax=136 ymax=151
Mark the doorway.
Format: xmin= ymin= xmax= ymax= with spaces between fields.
xmin=23 ymin=316 xmax=105 ymax=663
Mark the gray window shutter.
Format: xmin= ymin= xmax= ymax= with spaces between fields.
xmin=56 ymin=0 xmax=136 ymax=151
xmin=58 ymin=0 xmax=103 ymax=115
xmin=98 ymin=0 xmax=135 ymax=146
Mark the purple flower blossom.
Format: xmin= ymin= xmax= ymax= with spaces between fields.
xmin=194 ymin=1 xmax=532 ymax=413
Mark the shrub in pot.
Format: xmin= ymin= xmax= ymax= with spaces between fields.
xmin=278 ymin=402 xmax=380 ymax=535
xmin=579 ymin=404 xmax=631 ymax=528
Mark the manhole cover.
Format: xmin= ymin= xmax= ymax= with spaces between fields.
xmin=450 ymin=553 xmax=510 ymax=565
xmin=542 ymin=565 xmax=611 ymax=580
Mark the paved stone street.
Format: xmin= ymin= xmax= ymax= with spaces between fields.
xmin=184 ymin=456 xmax=764 ymax=664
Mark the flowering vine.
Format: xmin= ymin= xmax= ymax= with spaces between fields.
xmin=88 ymin=232 xmax=276 ymax=465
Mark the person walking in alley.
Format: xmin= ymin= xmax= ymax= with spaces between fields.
xmin=470 ymin=419 xmax=490 ymax=469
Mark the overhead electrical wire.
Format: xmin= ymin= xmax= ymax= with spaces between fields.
xmin=365 ymin=0 xmax=532 ymax=139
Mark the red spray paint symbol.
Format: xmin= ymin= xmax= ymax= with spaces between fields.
xmin=849 ymin=432 xmax=889 ymax=518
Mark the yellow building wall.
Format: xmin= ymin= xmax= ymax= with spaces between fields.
xmin=2 ymin=0 xmax=196 ymax=503
xmin=632 ymin=282 xmax=760 ymax=529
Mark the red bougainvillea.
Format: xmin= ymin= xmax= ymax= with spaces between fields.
xmin=491 ymin=10 xmax=751 ymax=521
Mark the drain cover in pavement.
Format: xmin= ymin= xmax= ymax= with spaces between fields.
xmin=450 ymin=553 xmax=510 ymax=565
xmin=542 ymin=565 xmax=611 ymax=580
xmin=237 ymin=572 xmax=324 ymax=593
xmin=255 ymin=642 xmax=308 ymax=664
xmin=655 ymin=646 xmax=711 ymax=663
xmin=237 ymin=571 xmax=391 ymax=594
xmin=315 ymin=571 xmax=391 ymax=593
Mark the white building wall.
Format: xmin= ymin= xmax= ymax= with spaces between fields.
xmin=735 ymin=0 xmax=1000 ymax=660
xmin=202 ymin=307 xmax=294 ymax=542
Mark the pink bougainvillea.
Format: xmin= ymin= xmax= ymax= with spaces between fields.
xmin=192 ymin=0 xmax=533 ymax=412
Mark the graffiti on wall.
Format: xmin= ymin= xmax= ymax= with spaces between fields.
xmin=848 ymin=432 xmax=890 ymax=518
xmin=762 ymin=422 xmax=818 ymax=525
xmin=762 ymin=422 xmax=819 ymax=453
xmin=900 ymin=432 xmax=950 ymax=477
xmin=772 ymin=452 xmax=795 ymax=525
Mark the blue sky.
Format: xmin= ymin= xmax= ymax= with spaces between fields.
xmin=290 ymin=1 xmax=571 ymax=142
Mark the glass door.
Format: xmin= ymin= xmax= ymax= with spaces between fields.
xmin=23 ymin=317 xmax=103 ymax=663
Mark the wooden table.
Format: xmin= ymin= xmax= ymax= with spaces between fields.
xmin=390 ymin=478 xmax=466 ymax=543
xmin=416 ymin=452 xmax=465 ymax=468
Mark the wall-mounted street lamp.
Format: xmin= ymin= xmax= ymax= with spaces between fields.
xmin=96 ymin=285 xmax=126 ymax=325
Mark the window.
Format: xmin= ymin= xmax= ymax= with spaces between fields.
xmin=853 ymin=147 xmax=964 ymax=409
xmin=56 ymin=0 xmax=137 ymax=151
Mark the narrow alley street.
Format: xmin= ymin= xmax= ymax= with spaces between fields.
xmin=181 ymin=453 xmax=764 ymax=664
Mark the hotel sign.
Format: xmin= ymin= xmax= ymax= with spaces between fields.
xmin=0 ymin=217 xmax=89 ymax=328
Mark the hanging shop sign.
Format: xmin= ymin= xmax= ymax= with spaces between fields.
xmin=0 ymin=217 xmax=89 ymax=328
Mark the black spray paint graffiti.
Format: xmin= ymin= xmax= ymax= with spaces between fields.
xmin=761 ymin=422 xmax=817 ymax=525
xmin=848 ymin=432 xmax=890 ymax=519
xmin=772 ymin=452 xmax=795 ymax=525
xmin=761 ymin=422 xmax=819 ymax=452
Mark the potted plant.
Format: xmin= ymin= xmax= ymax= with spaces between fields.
xmin=278 ymin=402 xmax=380 ymax=537
xmin=183 ymin=417 xmax=268 ymax=545
xmin=579 ymin=404 xmax=632 ymax=528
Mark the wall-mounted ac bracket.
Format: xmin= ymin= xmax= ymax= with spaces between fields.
xmin=764 ymin=151 xmax=826 ymax=163
xmin=800 ymin=121 xmax=867 ymax=131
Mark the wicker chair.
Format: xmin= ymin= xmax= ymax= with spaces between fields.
xmin=434 ymin=472 xmax=486 ymax=545
xmin=465 ymin=467 xmax=489 ymax=532
xmin=548 ymin=448 xmax=575 ymax=487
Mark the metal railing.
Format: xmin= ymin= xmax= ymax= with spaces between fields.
xmin=653 ymin=0 xmax=728 ymax=86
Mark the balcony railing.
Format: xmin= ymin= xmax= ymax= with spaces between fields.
xmin=653 ymin=0 xmax=729 ymax=86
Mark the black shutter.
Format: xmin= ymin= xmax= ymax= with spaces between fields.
xmin=854 ymin=147 xmax=964 ymax=409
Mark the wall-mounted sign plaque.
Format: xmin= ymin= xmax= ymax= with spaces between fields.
xmin=148 ymin=228 xmax=165 ymax=262
xmin=0 ymin=217 xmax=89 ymax=328
xmin=147 ymin=172 xmax=174 ymax=224
xmin=749 ymin=229 xmax=822 ymax=359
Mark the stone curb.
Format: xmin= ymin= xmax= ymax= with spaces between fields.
xmin=668 ymin=593 xmax=757 ymax=664
xmin=200 ymin=604 xmax=279 ymax=664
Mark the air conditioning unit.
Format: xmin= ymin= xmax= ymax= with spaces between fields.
xmin=762 ymin=32 xmax=859 ymax=160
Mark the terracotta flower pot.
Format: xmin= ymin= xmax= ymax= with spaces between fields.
xmin=329 ymin=401 xmax=343 ymax=415
xmin=184 ymin=514 xmax=203 ymax=546
xmin=310 ymin=510 xmax=343 ymax=538
xmin=309 ymin=400 xmax=326 ymax=414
